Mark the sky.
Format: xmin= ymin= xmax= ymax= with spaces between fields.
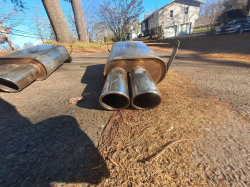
xmin=1 ymin=0 xmax=175 ymax=48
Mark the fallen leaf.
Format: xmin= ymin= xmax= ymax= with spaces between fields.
xmin=69 ymin=96 xmax=84 ymax=104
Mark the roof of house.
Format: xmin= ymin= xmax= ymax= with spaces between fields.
xmin=141 ymin=0 xmax=206 ymax=23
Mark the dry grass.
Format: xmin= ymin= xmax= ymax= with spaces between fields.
xmin=202 ymin=52 xmax=250 ymax=62
xmin=0 ymin=51 xmax=12 ymax=56
xmin=44 ymin=40 xmax=111 ymax=52
xmin=0 ymin=41 xmax=110 ymax=57
xmin=90 ymin=71 xmax=225 ymax=186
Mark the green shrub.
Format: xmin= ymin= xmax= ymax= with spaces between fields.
xmin=111 ymin=37 xmax=117 ymax=42
xmin=104 ymin=37 xmax=111 ymax=43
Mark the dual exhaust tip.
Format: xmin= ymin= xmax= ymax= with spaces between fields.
xmin=99 ymin=40 xmax=180 ymax=110
xmin=99 ymin=66 xmax=162 ymax=110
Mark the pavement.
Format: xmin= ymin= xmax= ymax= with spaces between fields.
xmin=0 ymin=51 xmax=112 ymax=186
xmin=0 ymin=46 xmax=250 ymax=186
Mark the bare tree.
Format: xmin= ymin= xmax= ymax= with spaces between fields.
xmin=3 ymin=0 xmax=26 ymax=10
xmin=0 ymin=24 xmax=17 ymax=51
xmin=95 ymin=0 xmax=144 ymax=41
xmin=5 ymin=0 xmax=75 ymax=43
xmin=66 ymin=10 xmax=115 ymax=42
xmin=65 ymin=11 xmax=78 ymax=39
xmin=0 ymin=2 xmax=25 ymax=51
xmin=199 ymin=0 xmax=248 ymax=25
xmin=199 ymin=0 xmax=226 ymax=24
xmin=65 ymin=0 xmax=89 ymax=43
xmin=147 ymin=8 xmax=163 ymax=38
xmin=30 ymin=9 xmax=55 ymax=43
xmin=41 ymin=0 xmax=75 ymax=43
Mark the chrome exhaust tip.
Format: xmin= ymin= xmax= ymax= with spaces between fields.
xmin=0 ymin=64 xmax=39 ymax=92
xmin=129 ymin=67 xmax=162 ymax=110
xmin=99 ymin=67 xmax=130 ymax=110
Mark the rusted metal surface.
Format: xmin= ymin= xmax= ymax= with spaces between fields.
xmin=0 ymin=44 xmax=71 ymax=92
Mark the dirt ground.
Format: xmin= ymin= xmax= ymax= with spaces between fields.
xmin=0 ymin=32 xmax=250 ymax=186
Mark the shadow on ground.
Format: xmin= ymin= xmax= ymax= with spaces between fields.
xmin=0 ymin=98 xmax=110 ymax=187
xmin=77 ymin=64 xmax=105 ymax=110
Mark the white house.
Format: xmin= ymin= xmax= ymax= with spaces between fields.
xmin=129 ymin=22 xmax=141 ymax=40
xmin=34 ymin=40 xmax=43 ymax=45
xmin=141 ymin=0 xmax=206 ymax=38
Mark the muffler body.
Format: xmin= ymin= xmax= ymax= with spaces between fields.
xmin=0 ymin=45 xmax=71 ymax=92
xmin=100 ymin=41 xmax=179 ymax=110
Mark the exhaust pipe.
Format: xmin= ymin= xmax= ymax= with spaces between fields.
xmin=129 ymin=67 xmax=162 ymax=110
xmin=99 ymin=67 xmax=130 ymax=110
xmin=0 ymin=44 xmax=71 ymax=92
xmin=0 ymin=64 xmax=40 ymax=92
xmin=99 ymin=41 xmax=179 ymax=110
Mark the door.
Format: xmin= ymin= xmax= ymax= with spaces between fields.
xmin=179 ymin=23 xmax=191 ymax=35
xmin=164 ymin=25 xmax=177 ymax=38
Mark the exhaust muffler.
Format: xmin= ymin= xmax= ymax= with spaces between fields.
xmin=100 ymin=41 xmax=180 ymax=110
xmin=0 ymin=44 xmax=71 ymax=92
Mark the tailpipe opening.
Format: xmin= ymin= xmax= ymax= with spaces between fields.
xmin=99 ymin=67 xmax=130 ymax=110
xmin=0 ymin=64 xmax=39 ymax=93
xmin=129 ymin=67 xmax=162 ymax=110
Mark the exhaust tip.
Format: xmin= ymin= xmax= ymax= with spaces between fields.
xmin=131 ymin=92 xmax=162 ymax=110
xmin=100 ymin=92 xmax=130 ymax=110
xmin=0 ymin=78 xmax=19 ymax=92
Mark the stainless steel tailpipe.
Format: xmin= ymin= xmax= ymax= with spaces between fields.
xmin=129 ymin=67 xmax=162 ymax=110
xmin=0 ymin=44 xmax=71 ymax=92
xmin=99 ymin=67 xmax=130 ymax=110
xmin=99 ymin=41 xmax=180 ymax=110
xmin=0 ymin=64 xmax=40 ymax=92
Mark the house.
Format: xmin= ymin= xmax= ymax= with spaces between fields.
xmin=128 ymin=22 xmax=141 ymax=40
xmin=34 ymin=40 xmax=43 ymax=45
xmin=141 ymin=0 xmax=206 ymax=38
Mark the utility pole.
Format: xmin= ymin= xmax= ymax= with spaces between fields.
xmin=0 ymin=24 xmax=17 ymax=51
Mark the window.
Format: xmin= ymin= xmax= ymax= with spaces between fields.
xmin=184 ymin=7 xmax=189 ymax=14
xmin=142 ymin=23 xmax=145 ymax=31
xmin=170 ymin=10 xmax=173 ymax=17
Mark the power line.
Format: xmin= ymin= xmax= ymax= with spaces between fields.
xmin=11 ymin=28 xmax=36 ymax=35
xmin=9 ymin=33 xmax=38 ymax=39
xmin=25 ymin=5 xmax=69 ymax=12
xmin=13 ymin=32 xmax=38 ymax=37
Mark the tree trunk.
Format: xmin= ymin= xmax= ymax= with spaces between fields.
xmin=247 ymin=0 xmax=250 ymax=14
xmin=71 ymin=0 xmax=89 ymax=42
xmin=41 ymin=0 xmax=75 ymax=43
xmin=0 ymin=24 xmax=17 ymax=51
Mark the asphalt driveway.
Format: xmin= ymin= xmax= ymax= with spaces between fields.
xmin=0 ymin=46 xmax=250 ymax=186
